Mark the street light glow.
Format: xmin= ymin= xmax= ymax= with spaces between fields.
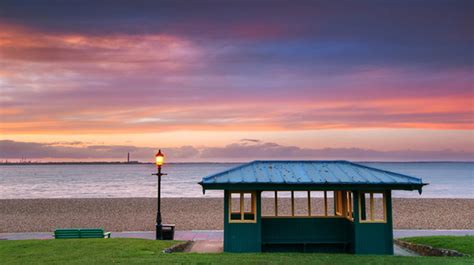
xmin=155 ymin=149 xmax=164 ymax=167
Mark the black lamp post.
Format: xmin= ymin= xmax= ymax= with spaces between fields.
xmin=153 ymin=149 xmax=166 ymax=240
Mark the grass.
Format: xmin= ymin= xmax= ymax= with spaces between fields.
xmin=0 ymin=238 xmax=472 ymax=264
xmin=400 ymin=236 xmax=474 ymax=256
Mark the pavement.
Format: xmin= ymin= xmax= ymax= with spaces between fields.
xmin=0 ymin=230 xmax=224 ymax=241
xmin=393 ymin=244 xmax=419 ymax=256
xmin=188 ymin=240 xmax=224 ymax=253
xmin=393 ymin=229 xmax=474 ymax=238
xmin=1 ymin=229 xmax=473 ymax=256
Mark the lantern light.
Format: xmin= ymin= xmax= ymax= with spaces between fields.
xmin=155 ymin=149 xmax=164 ymax=167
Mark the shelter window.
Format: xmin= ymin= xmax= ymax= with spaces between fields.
xmin=359 ymin=192 xmax=386 ymax=222
xmin=262 ymin=191 xmax=350 ymax=219
xmin=334 ymin=191 xmax=353 ymax=220
xmin=293 ymin=191 xmax=308 ymax=216
xmin=308 ymin=191 xmax=336 ymax=217
xmin=228 ymin=191 xmax=256 ymax=223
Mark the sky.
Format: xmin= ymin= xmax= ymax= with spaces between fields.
xmin=0 ymin=0 xmax=473 ymax=162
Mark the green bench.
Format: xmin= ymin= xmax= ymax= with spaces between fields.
xmin=54 ymin=228 xmax=111 ymax=239
xmin=262 ymin=240 xmax=349 ymax=253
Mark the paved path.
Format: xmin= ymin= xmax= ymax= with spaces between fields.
xmin=0 ymin=230 xmax=225 ymax=241
xmin=2 ymin=229 xmax=473 ymax=256
xmin=393 ymin=245 xmax=419 ymax=256
xmin=2 ymin=229 xmax=473 ymax=241
xmin=393 ymin=229 xmax=474 ymax=238
xmin=188 ymin=241 xmax=224 ymax=253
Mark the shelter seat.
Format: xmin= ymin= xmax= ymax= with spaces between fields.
xmin=262 ymin=240 xmax=349 ymax=253
xmin=54 ymin=228 xmax=111 ymax=239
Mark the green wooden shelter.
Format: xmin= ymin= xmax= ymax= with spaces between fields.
xmin=199 ymin=160 xmax=427 ymax=254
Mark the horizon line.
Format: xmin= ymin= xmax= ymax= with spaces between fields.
xmin=1 ymin=160 xmax=473 ymax=165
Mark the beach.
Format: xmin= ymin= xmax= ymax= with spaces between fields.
xmin=0 ymin=198 xmax=473 ymax=232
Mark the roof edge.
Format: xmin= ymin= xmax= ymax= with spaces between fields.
xmin=201 ymin=160 xmax=352 ymax=182
xmin=200 ymin=160 xmax=427 ymax=190
xmin=200 ymin=182 xmax=427 ymax=191
xmin=201 ymin=160 xmax=257 ymax=182
xmin=344 ymin=161 xmax=423 ymax=183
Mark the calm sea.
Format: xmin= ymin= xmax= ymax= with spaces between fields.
xmin=0 ymin=162 xmax=472 ymax=199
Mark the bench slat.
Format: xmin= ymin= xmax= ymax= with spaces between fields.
xmin=263 ymin=241 xmax=348 ymax=244
xmin=54 ymin=228 xmax=110 ymax=239
xmin=55 ymin=229 xmax=80 ymax=239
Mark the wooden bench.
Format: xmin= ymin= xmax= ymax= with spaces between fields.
xmin=262 ymin=240 xmax=349 ymax=253
xmin=54 ymin=228 xmax=111 ymax=239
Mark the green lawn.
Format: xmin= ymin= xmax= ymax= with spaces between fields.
xmin=401 ymin=236 xmax=474 ymax=256
xmin=0 ymin=238 xmax=472 ymax=265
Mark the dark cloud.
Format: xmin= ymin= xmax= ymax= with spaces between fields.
xmin=240 ymin=139 xmax=261 ymax=143
xmin=48 ymin=141 xmax=87 ymax=146
xmin=0 ymin=0 xmax=472 ymax=68
xmin=0 ymin=0 xmax=472 ymax=146
xmin=1 ymin=140 xmax=472 ymax=162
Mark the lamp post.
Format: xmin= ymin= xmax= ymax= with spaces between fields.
xmin=153 ymin=149 xmax=166 ymax=240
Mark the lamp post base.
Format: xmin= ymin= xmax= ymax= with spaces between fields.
xmin=156 ymin=223 xmax=163 ymax=240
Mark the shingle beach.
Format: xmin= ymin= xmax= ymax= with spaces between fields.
xmin=0 ymin=198 xmax=472 ymax=232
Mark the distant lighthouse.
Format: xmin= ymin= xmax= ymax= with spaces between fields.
xmin=127 ymin=152 xmax=130 ymax=163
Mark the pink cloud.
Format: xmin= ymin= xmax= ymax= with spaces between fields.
xmin=1 ymin=139 xmax=472 ymax=162
xmin=0 ymin=23 xmax=472 ymax=136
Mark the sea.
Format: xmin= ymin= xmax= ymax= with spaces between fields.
xmin=0 ymin=162 xmax=472 ymax=199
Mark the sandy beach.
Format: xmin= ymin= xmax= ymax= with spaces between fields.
xmin=0 ymin=198 xmax=473 ymax=232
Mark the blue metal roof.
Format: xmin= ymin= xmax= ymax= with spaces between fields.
xmin=200 ymin=160 xmax=425 ymax=190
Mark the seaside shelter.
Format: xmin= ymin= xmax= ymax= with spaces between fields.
xmin=199 ymin=160 xmax=427 ymax=254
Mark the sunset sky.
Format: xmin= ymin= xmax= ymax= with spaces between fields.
xmin=0 ymin=0 xmax=473 ymax=162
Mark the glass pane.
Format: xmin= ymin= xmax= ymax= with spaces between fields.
xmin=243 ymin=193 xmax=253 ymax=213
xmin=373 ymin=193 xmax=385 ymax=221
xmin=229 ymin=192 xmax=241 ymax=220
xmin=261 ymin=191 xmax=276 ymax=216
xmin=326 ymin=191 xmax=335 ymax=216
xmin=243 ymin=192 xmax=255 ymax=220
xmin=230 ymin=193 xmax=241 ymax=213
xmin=364 ymin=192 xmax=371 ymax=221
xmin=310 ymin=191 xmax=326 ymax=216
xmin=277 ymin=191 xmax=292 ymax=216
xmin=365 ymin=193 xmax=373 ymax=221
xmin=294 ymin=191 xmax=308 ymax=216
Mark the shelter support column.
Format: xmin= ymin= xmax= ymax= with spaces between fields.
xmin=385 ymin=190 xmax=394 ymax=254
xmin=351 ymin=190 xmax=360 ymax=254
xmin=352 ymin=190 xmax=394 ymax=255
xmin=223 ymin=190 xmax=262 ymax=252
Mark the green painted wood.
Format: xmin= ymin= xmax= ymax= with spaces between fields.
xmin=385 ymin=191 xmax=394 ymax=254
xmin=351 ymin=190 xmax=360 ymax=254
xmin=221 ymin=189 xmax=396 ymax=254
xmin=360 ymin=194 xmax=366 ymax=220
xmin=261 ymin=217 xmax=353 ymax=252
xmin=354 ymin=223 xmax=393 ymax=254
xmin=352 ymin=190 xmax=394 ymax=255
xmin=80 ymin=229 xmax=106 ymax=238
xmin=54 ymin=229 xmax=80 ymax=239
xmin=54 ymin=228 xmax=110 ymax=239
xmin=223 ymin=190 xmax=262 ymax=252
xmin=203 ymin=183 xmax=424 ymax=192
xmin=261 ymin=217 xmax=352 ymax=244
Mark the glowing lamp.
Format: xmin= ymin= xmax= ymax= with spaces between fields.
xmin=155 ymin=149 xmax=164 ymax=167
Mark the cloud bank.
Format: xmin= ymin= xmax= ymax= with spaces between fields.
xmin=1 ymin=140 xmax=472 ymax=162
xmin=0 ymin=0 xmax=472 ymax=158
xmin=0 ymin=0 xmax=473 ymax=135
